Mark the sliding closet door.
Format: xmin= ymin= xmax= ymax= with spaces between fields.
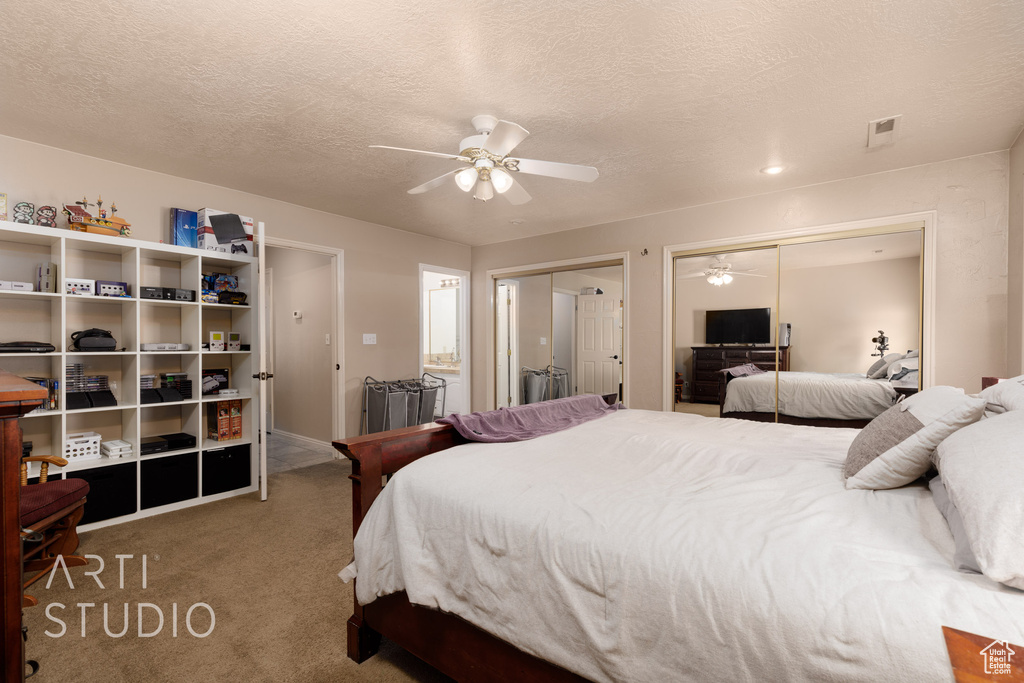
xmin=778 ymin=231 xmax=922 ymax=382
xmin=673 ymin=248 xmax=779 ymax=411
xmin=552 ymin=266 xmax=624 ymax=400
xmin=511 ymin=273 xmax=553 ymax=405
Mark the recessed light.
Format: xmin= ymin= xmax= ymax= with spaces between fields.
xmin=760 ymin=165 xmax=785 ymax=175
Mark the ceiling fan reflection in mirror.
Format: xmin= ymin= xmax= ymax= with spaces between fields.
xmin=370 ymin=115 xmax=599 ymax=204
xmin=680 ymin=255 xmax=768 ymax=286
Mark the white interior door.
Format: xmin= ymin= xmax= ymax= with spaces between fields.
xmin=256 ymin=221 xmax=268 ymax=501
xmin=576 ymin=293 xmax=621 ymax=397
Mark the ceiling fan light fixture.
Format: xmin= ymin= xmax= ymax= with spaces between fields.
xmin=474 ymin=178 xmax=494 ymax=201
xmin=455 ymin=168 xmax=477 ymax=192
xmin=760 ymin=165 xmax=785 ymax=175
xmin=490 ymin=167 xmax=513 ymax=194
xmin=722 ymin=273 xmax=733 ymax=284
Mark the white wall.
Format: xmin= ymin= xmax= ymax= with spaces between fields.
xmin=0 ymin=134 xmax=472 ymax=437
xmin=473 ymin=152 xmax=1009 ymax=410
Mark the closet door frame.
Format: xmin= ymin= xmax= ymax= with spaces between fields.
xmin=661 ymin=211 xmax=936 ymax=412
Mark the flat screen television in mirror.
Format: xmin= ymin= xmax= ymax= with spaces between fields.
xmin=705 ymin=307 xmax=772 ymax=345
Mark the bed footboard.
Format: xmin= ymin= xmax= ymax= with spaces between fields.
xmin=332 ymin=422 xmax=467 ymax=663
xmin=333 ymin=421 xmax=466 ymax=534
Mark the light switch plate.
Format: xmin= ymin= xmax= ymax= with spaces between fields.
xmin=363 ymin=333 xmax=377 ymax=345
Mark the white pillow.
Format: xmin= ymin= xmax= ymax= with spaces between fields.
xmin=886 ymin=356 xmax=919 ymax=378
xmin=844 ymin=386 xmax=987 ymax=490
xmin=867 ymin=352 xmax=903 ymax=379
xmin=978 ymin=374 xmax=1024 ymax=414
xmin=927 ymin=475 xmax=981 ymax=574
xmin=934 ymin=410 xmax=1024 ymax=589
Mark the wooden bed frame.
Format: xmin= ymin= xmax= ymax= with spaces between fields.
xmin=333 ymin=422 xmax=589 ymax=682
xmin=717 ymin=373 xmax=873 ymax=429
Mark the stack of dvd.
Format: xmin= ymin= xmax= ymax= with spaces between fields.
xmin=82 ymin=375 xmax=110 ymax=392
xmin=140 ymin=374 xmax=158 ymax=390
xmin=65 ymin=363 xmax=85 ymax=392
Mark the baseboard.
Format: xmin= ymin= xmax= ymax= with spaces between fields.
xmin=268 ymin=429 xmax=337 ymax=456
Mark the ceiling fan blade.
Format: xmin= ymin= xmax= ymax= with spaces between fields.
xmin=512 ymin=158 xmax=599 ymax=182
xmin=501 ymin=178 xmax=532 ymax=205
xmin=370 ymin=145 xmax=469 ymax=162
xmin=486 ymin=120 xmax=530 ymax=157
xmin=731 ymin=271 xmax=767 ymax=278
xmin=407 ymin=170 xmax=460 ymax=194
xmin=679 ymin=271 xmax=711 ymax=278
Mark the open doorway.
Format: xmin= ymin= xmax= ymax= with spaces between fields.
xmin=420 ymin=265 xmax=470 ymax=416
xmin=263 ymin=240 xmax=344 ymax=471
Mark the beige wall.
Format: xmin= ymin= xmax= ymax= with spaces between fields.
xmin=472 ymin=152 xmax=1010 ymax=410
xmin=0 ymin=134 xmax=472 ymax=437
xmin=779 ymin=258 xmax=920 ymax=373
xmin=1009 ymin=133 xmax=1024 ymax=375
xmin=266 ymin=247 xmax=333 ymax=442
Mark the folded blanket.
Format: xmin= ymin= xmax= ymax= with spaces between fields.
xmin=720 ymin=363 xmax=766 ymax=377
xmin=438 ymin=394 xmax=621 ymax=443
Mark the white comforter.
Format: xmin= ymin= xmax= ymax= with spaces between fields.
xmin=723 ymin=371 xmax=898 ymax=419
xmin=344 ymin=410 xmax=1024 ymax=682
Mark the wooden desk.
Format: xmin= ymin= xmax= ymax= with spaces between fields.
xmin=1 ymin=371 xmax=46 ymax=683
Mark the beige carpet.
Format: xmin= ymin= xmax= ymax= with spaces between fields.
xmin=22 ymin=460 xmax=453 ymax=683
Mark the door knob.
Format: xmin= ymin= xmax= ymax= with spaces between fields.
xmin=609 ymin=355 xmax=618 ymax=360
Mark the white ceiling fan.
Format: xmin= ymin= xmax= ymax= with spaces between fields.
xmin=370 ymin=115 xmax=599 ymax=204
xmin=680 ymin=255 xmax=767 ymax=286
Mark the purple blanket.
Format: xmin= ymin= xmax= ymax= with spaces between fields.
xmin=438 ymin=394 xmax=621 ymax=443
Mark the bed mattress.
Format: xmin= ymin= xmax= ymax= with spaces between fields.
xmin=723 ymin=370 xmax=899 ymax=420
xmin=344 ymin=410 xmax=1024 ymax=682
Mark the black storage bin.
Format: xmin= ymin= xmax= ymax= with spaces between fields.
xmin=74 ymin=462 xmax=137 ymax=525
xmin=202 ymin=444 xmax=251 ymax=496
xmin=141 ymin=452 xmax=199 ymax=510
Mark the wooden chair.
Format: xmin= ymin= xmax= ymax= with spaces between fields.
xmin=20 ymin=454 xmax=89 ymax=607
xmin=674 ymin=372 xmax=685 ymax=403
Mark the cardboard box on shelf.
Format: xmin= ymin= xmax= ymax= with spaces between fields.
xmin=197 ymin=209 xmax=253 ymax=257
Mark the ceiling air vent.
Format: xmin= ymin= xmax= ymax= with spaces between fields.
xmin=867 ymin=115 xmax=902 ymax=148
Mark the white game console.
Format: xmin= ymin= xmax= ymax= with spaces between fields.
xmin=140 ymin=343 xmax=191 ymax=351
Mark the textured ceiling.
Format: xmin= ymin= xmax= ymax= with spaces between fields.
xmin=2 ymin=0 xmax=1023 ymax=246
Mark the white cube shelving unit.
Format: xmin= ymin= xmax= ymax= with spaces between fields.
xmin=0 ymin=219 xmax=259 ymax=530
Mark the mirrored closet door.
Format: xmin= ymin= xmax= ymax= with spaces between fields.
xmin=672 ymin=224 xmax=924 ymax=421
xmin=496 ymin=263 xmax=624 ymax=408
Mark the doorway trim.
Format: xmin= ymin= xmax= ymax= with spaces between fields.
xmin=419 ymin=264 xmax=471 ymax=414
xmin=660 ymin=210 xmax=937 ymax=412
xmin=264 ymin=236 xmax=346 ymax=440
xmin=486 ymin=251 xmax=630 ymax=411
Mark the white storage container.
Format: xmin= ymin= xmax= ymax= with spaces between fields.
xmin=64 ymin=432 xmax=102 ymax=460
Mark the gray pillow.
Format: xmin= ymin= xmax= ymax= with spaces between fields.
xmin=866 ymin=352 xmax=903 ymax=379
xmin=978 ymin=374 xmax=1024 ymax=414
xmin=844 ymin=386 xmax=987 ymax=490
xmin=928 ymin=475 xmax=981 ymax=574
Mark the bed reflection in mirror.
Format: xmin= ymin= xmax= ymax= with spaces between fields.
xmin=772 ymin=230 xmax=922 ymax=424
